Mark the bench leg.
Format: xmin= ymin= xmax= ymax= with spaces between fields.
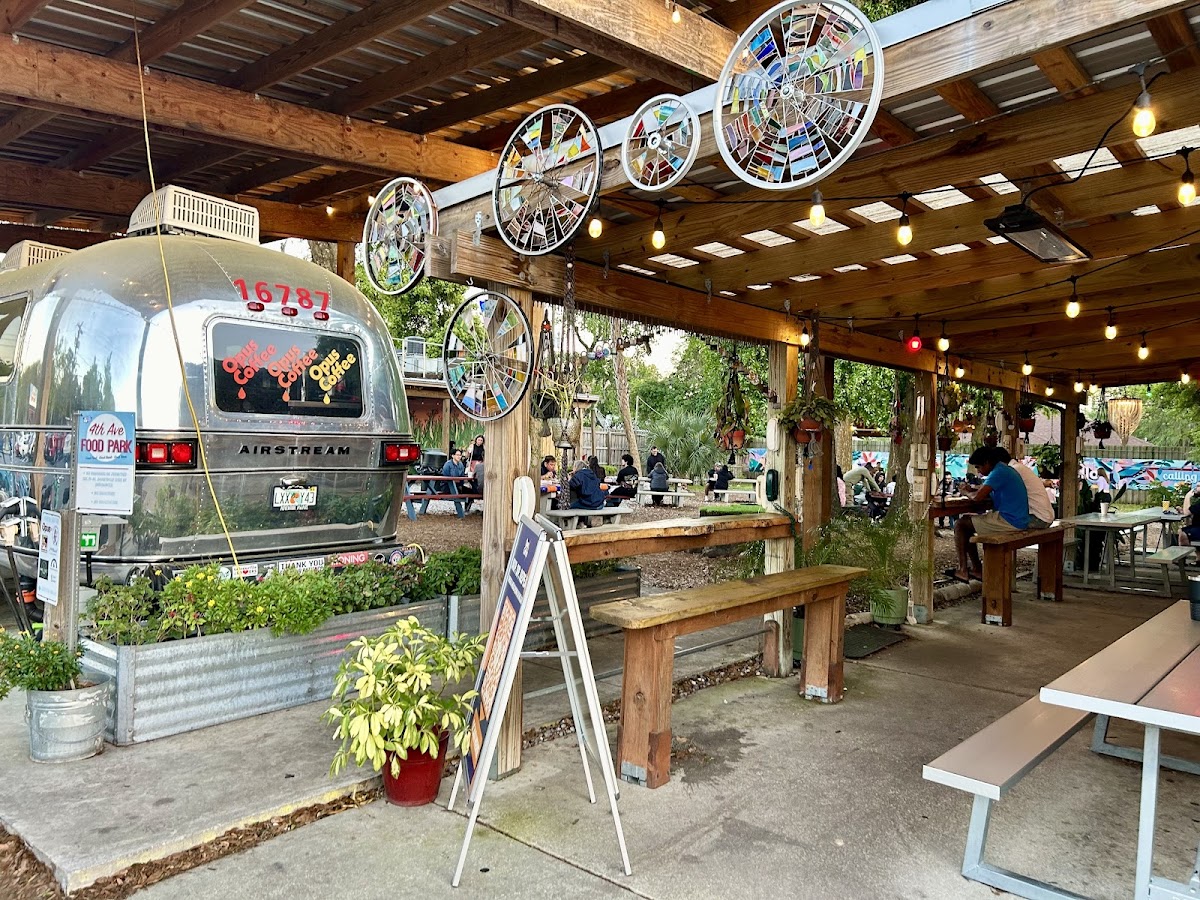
xmin=405 ymin=499 xmax=417 ymax=521
xmin=799 ymin=588 xmax=847 ymax=703
xmin=616 ymin=626 xmax=674 ymax=789
xmin=1037 ymin=537 xmax=1064 ymax=601
xmin=1161 ymin=563 xmax=1172 ymax=597
xmin=981 ymin=546 xmax=1013 ymax=626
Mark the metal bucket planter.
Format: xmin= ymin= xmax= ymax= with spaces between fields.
xmin=870 ymin=588 xmax=908 ymax=626
xmin=26 ymin=679 xmax=111 ymax=763
xmin=81 ymin=600 xmax=445 ymax=745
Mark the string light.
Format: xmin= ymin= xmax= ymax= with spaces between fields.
xmin=1131 ymin=64 xmax=1156 ymax=138
xmin=1105 ymin=307 xmax=1118 ymax=340
xmin=799 ymin=322 xmax=811 ymax=348
xmin=367 ymin=194 xmax=376 ymax=205
xmin=809 ymin=189 xmax=825 ymax=227
xmin=1179 ymin=148 xmax=1196 ymax=206
xmin=588 ymin=216 xmax=603 ymax=239
xmin=325 ymin=205 xmax=334 ymax=215
xmin=937 ymin=320 xmax=950 ymax=352
xmin=954 ymin=363 xmax=965 ymax=379
xmin=1022 ymin=352 xmax=1033 ymax=376
xmin=1045 ymin=386 xmax=1054 ymax=397
xmin=1182 ymin=371 xmax=1191 ymax=385
xmin=1138 ymin=333 xmax=1149 ymax=360
xmin=905 ymin=315 xmax=922 ymax=352
xmin=1074 ymin=377 xmax=1085 ymax=393
xmin=1065 ymin=276 xmax=1081 ymax=319
xmin=651 ymin=200 xmax=666 ymax=250
xmin=669 ymin=0 xmax=681 ymax=24
xmin=896 ymin=193 xmax=913 ymax=247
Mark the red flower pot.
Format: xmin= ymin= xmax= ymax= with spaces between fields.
xmin=983 ymin=433 xmax=999 ymax=447
xmin=937 ymin=436 xmax=954 ymax=451
xmin=799 ymin=418 xmax=822 ymax=431
xmin=791 ymin=425 xmax=812 ymax=444
xmin=381 ymin=732 xmax=450 ymax=806
xmin=728 ymin=428 xmax=746 ymax=449
xmin=1018 ymin=417 xmax=1036 ymax=433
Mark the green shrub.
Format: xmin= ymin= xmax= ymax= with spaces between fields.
xmin=0 ymin=631 xmax=82 ymax=698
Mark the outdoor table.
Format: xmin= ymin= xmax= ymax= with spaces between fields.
xmin=538 ymin=482 xmax=558 ymax=515
xmin=1059 ymin=509 xmax=1162 ymax=589
xmin=1157 ymin=510 xmax=1185 ymax=548
xmin=1041 ymin=601 xmax=1200 ymax=899
xmin=927 ymin=496 xmax=973 ymax=519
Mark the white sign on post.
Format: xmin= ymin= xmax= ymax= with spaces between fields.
xmin=75 ymin=411 xmax=136 ymax=515
xmin=35 ymin=510 xmax=62 ymax=606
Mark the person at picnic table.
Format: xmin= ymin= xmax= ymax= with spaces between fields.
xmin=439 ymin=448 xmax=466 ymax=495
xmin=994 ymin=447 xmax=1055 ymax=529
xmin=704 ymin=463 xmax=732 ymax=498
xmin=649 ymin=461 xmax=670 ymax=505
xmin=607 ymin=454 xmax=639 ymax=504
xmin=646 ymin=445 xmax=666 ymax=474
xmin=836 ymin=465 xmax=847 ymax=507
xmin=588 ymin=455 xmax=607 ymax=482
xmin=540 ymin=455 xmax=557 ymax=481
xmin=568 ymin=460 xmax=606 ymax=511
xmin=469 ymin=435 xmax=485 ymax=464
xmin=843 ymin=462 xmax=881 ymax=497
xmin=950 ymin=445 xmax=1030 ymax=583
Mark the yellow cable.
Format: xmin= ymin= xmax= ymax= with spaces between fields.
xmin=131 ymin=17 xmax=239 ymax=568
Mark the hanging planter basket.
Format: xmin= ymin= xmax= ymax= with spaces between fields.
xmin=1017 ymin=417 xmax=1036 ymax=434
xmin=791 ymin=424 xmax=817 ymax=444
xmin=983 ymin=430 xmax=999 ymax=447
xmin=937 ymin=435 xmax=955 ymax=451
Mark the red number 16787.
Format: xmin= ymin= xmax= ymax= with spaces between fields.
xmin=232 ymin=279 xmax=331 ymax=312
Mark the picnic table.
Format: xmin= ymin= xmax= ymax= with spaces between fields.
xmin=1041 ymin=601 xmax=1200 ymax=899
xmin=637 ymin=476 xmax=690 ymax=506
xmin=402 ymin=474 xmax=479 ymax=520
xmin=1059 ymin=508 xmax=1161 ymax=589
xmin=927 ymin=496 xmax=973 ymax=519
xmin=712 ymin=477 xmax=758 ymax=503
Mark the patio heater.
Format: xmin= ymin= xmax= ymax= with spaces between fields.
xmin=984 ymin=203 xmax=1091 ymax=263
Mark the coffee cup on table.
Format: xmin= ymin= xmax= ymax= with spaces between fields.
xmin=1100 ymin=502 xmax=1111 ymax=516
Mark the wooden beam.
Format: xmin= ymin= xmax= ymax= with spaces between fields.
xmin=274 ymin=171 xmax=384 ymax=206
xmin=0 ymin=223 xmax=112 ymax=251
xmin=0 ymin=35 xmax=498 ymax=183
xmin=0 ymin=160 xmax=362 ymax=242
xmin=468 ymin=0 xmax=703 ymax=90
xmin=1146 ymin=9 xmax=1200 ymax=71
xmin=219 ymin=0 xmax=453 ymax=92
xmin=563 ymin=514 xmax=793 ymax=562
xmin=1031 ymin=46 xmax=1098 ymax=97
xmin=395 ymin=53 xmax=623 ymax=136
xmin=500 ymin=0 xmax=734 ymax=81
xmin=0 ymin=0 xmax=46 ymax=31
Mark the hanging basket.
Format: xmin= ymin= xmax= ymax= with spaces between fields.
xmin=791 ymin=425 xmax=815 ymax=444
xmin=983 ymin=431 xmax=999 ymax=447
xmin=1018 ymin=417 xmax=1036 ymax=434
xmin=937 ymin=435 xmax=954 ymax=451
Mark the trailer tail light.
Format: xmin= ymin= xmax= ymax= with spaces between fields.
xmin=136 ymin=440 xmax=198 ymax=470
xmin=313 ymin=310 xmax=330 ymax=321
xmin=381 ymin=442 xmax=419 ymax=466
xmin=246 ymin=301 xmax=265 ymax=312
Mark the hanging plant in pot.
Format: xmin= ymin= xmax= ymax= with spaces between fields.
xmin=715 ymin=368 xmax=749 ymax=450
xmin=777 ymin=394 xmax=845 ymax=446
xmin=1016 ymin=399 xmax=1037 ymax=437
xmin=325 ymin=617 xmax=486 ymax=806
xmin=936 ymin=421 xmax=955 ymax=452
xmin=0 ymin=630 xmax=110 ymax=763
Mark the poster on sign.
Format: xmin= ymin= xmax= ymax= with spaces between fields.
xmin=75 ymin=411 xmax=136 ymax=515
xmin=35 ymin=510 xmax=62 ymax=606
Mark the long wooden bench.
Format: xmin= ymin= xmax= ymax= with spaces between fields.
xmin=591 ymin=565 xmax=864 ymax=789
xmin=1145 ymin=545 xmax=1193 ymax=595
xmin=636 ymin=489 xmax=683 ymax=506
xmin=923 ymin=697 xmax=1093 ymax=899
xmin=971 ymin=525 xmax=1065 ymax=626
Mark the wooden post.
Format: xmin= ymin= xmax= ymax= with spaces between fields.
xmin=480 ymin=283 xmax=532 ymax=778
xmin=801 ymin=355 xmax=834 ymax=551
xmin=335 ymin=241 xmax=356 ymax=284
xmin=909 ymin=370 xmax=936 ymax=624
xmin=440 ymin=397 xmax=451 ymax=453
xmin=1002 ymin=388 xmax=1020 ymax=458
xmin=763 ymin=342 xmax=799 ymax=677
xmin=1060 ymin=403 xmax=1079 ymax=524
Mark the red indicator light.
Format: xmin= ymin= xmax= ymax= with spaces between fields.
xmin=383 ymin=444 xmax=401 ymax=463
xmin=906 ymin=334 xmax=923 ymax=353
xmin=169 ymin=442 xmax=195 ymax=465
xmin=381 ymin=442 xmax=420 ymax=465
xmin=281 ymin=306 xmax=299 ymax=317
xmin=313 ymin=310 xmax=330 ymax=321
xmin=246 ymin=301 xmax=265 ymax=312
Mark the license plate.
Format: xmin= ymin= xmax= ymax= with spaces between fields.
xmin=272 ymin=486 xmax=317 ymax=511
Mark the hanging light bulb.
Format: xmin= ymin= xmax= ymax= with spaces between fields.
xmin=325 ymin=205 xmax=335 ymax=215
xmin=954 ymin=363 xmax=965 ymax=379
xmin=1105 ymin=307 xmax=1118 ymax=340
xmin=1045 ymin=386 xmax=1055 ymax=397
xmin=1179 ymin=148 xmax=1196 ymax=206
xmin=588 ymin=216 xmax=603 ymax=239
xmin=1074 ymin=378 xmax=1085 ymax=393
xmin=670 ymin=1 xmax=681 ymax=24
xmin=1065 ymin=276 xmax=1081 ymax=319
xmin=1182 ymin=371 xmax=1191 ymax=385
xmin=1138 ymin=333 xmax=1149 ymax=360
xmin=937 ymin=320 xmax=950 ymax=352
xmin=809 ymin=189 xmax=826 ymax=228
xmin=651 ymin=201 xmax=666 ymax=250
xmin=1132 ymin=73 xmax=1156 ymax=138
xmin=799 ymin=322 xmax=811 ymax=348
xmin=905 ymin=315 xmax=922 ymax=352
xmin=896 ymin=193 xmax=912 ymax=246
xmin=367 ymin=194 xmax=376 ymax=205
xmin=1022 ymin=352 xmax=1033 ymax=376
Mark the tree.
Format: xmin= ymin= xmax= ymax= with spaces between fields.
xmin=649 ymin=408 xmax=723 ymax=480
xmin=355 ymin=269 xmax=465 ymax=346
xmin=1132 ymin=383 xmax=1200 ymax=447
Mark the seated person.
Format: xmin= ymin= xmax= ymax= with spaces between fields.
xmin=540 ymin=455 xmax=558 ymax=482
xmin=607 ymin=453 xmax=638 ymax=504
xmin=568 ymin=460 xmax=606 ymax=511
xmin=950 ymin=446 xmax=1029 ymax=583
xmin=836 ymin=465 xmax=847 ymax=507
xmin=462 ymin=459 xmax=484 ymax=512
xmin=993 ymin=447 xmax=1055 ymax=529
xmin=704 ymin=463 xmax=732 ymax=498
xmin=588 ymin=455 xmax=607 ymax=482
xmin=649 ymin=462 xmax=671 ymax=505
xmin=439 ymin=448 xmax=466 ymax=494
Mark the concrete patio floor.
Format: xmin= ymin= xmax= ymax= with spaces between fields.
xmin=5 ymin=586 xmax=1200 ymax=899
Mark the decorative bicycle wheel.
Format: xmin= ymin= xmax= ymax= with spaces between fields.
xmin=361 ymin=177 xmax=437 ymax=295
xmin=442 ymin=291 xmax=533 ymax=421
xmin=492 ymin=104 xmax=602 ymax=256
xmin=621 ymin=94 xmax=701 ymax=192
xmin=714 ymin=0 xmax=884 ymax=191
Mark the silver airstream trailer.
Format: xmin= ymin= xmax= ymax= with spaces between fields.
xmin=0 ymin=187 xmax=418 ymax=597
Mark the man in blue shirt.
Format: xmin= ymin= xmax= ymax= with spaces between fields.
xmin=951 ymin=446 xmax=1029 ymax=582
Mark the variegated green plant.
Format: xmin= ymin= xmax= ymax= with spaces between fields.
xmin=324 ymin=617 xmax=486 ymax=777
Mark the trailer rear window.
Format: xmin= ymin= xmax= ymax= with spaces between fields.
xmin=0 ymin=296 xmax=27 ymax=383
xmin=211 ymin=322 xmax=363 ymax=418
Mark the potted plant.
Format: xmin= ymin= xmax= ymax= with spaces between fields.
xmin=0 ymin=630 xmax=109 ymax=762
xmin=778 ymin=394 xmax=845 ymax=444
xmin=715 ymin=369 xmax=749 ymax=449
xmin=1091 ymin=419 xmax=1113 ymax=447
xmin=981 ymin=424 xmax=1000 ymax=447
xmin=1016 ymin=399 xmax=1037 ymax=435
xmin=1030 ymin=443 xmax=1063 ymax=479
xmin=325 ymin=616 xmax=486 ymax=806
xmin=936 ymin=421 xmax=955 ymax=452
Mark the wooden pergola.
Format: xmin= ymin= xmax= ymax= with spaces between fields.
xmin=2 ymin=0 xmax=1197 ymax=773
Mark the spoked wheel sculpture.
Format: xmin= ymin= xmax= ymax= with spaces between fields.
xmin=714 ymin=0 xmax=885 ymax=190
xmin=492 ymin=104 xmax=603 ymax=255
xmin=621 ymin=94 xmax=702 ymax=192
xmin=361 ymin=177 xmax=437 ymax=295
xmin=442 ymin=291 xmax=534 ymax=421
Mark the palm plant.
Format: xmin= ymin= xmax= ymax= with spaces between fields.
xmin=649 ymin=407 xmax=723 ymax=479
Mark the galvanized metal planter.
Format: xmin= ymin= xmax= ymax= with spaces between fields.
xmin=81 ymin=600 xmax=444 ymax=745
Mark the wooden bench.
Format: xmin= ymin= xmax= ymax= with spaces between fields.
xmin=543 ymin=506 xmax=627 ymax=530
xmin=923 ymin=696 xmax=1093 ymax=900
xmin=1144 ymin=545 xmax=1193 ymax=595
xmin=636 ymin=490 xmax=682 ymax=506
xmin=711 ymin=488 xmax=757 ymax=503
xmin=971 ymin=525 xmax=1065 ymax=626
xmin=591 ymin=565 xmax=864 ymax=788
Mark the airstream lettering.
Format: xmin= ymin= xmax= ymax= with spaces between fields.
xmin=0 ymin=189 xmax=418 ymax=599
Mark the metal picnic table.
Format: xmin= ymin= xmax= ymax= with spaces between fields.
xmin=1059 ymin=509 xmax=1162 ymax=590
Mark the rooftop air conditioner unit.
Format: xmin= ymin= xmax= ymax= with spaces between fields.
xmin=127 ymin=185 xmax=259 ymax=244
xmin=0 ymin=240 xmax=75 ymax=272
xmin=403 ymin=336 xmax=427 ymax=358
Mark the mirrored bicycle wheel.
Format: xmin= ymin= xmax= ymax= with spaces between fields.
xmin=714 ymin=0 xmax=884 ymax=191
xmin=442 ymin=291 xmax=533 ymax=421
xmin=361 ymin=177 xmax=437 ymax=295
xmin=492 ymin=104 xmax=602 ymax=256
xmin=621 ymin=94 xmax=701 ymax=192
